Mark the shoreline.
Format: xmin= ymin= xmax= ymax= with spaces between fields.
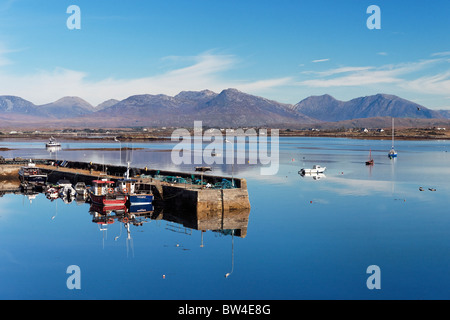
xmin=1 ymin=128 xmax=449 ymax=142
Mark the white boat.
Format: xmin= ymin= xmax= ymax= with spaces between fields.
xmin=299 ymin=172 xmax=326 ymax=180
xmin=57 ymin=180 xmax=76 ymax=199
xmin=299 ymin=165 xmax=326 ymax=175
xmin=74 ymin=182 xmax=87 ymax=196
xmin=46 ymin=137 xmax=61 ymax=148
xmin=388 ymin=118 xmax=397 ymax=159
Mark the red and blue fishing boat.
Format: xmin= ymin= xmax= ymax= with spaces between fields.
xmin=88 ymin=180 xmax=127 ymax=206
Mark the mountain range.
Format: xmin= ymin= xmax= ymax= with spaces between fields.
xmin=0 ymin=89 xmax=449 ymax=128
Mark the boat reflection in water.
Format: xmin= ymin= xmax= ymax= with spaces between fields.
xmin=2 ymin=179 xmax=249 ymax=277
xmin=6 ymin=180 xmax=250 ymax=240
xmin=89 ymin=201 xmax=250 ymax=239
xmin=298 ymin=171 xmax=326 ymax=180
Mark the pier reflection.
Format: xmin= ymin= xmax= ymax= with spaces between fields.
xmin=89 ymin=202 xmax=250 ymax=239
xmin=0 ymin=180 xmax=250 ymax=240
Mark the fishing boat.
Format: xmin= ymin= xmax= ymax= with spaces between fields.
xmin=299 ymin=165 xmax=326 ymax=175
xmin=88 ymin=179 xmax=127 ymax=207
xmin=18 ymin=161 xmax=47 ymax=185
xmin=117 ymin=162 xmax=153 ymax=207
xmin=45 ymin=137 xmax=61 ymax=148
xmin=365 ymin=149 xmax=374 ymax=165
xmin=388 ymin=118 xmax=397 ymax=159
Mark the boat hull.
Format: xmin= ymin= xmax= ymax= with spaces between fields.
xmin=19 ymin=169 xmax=48 ymax=184
xmin=388 ymin=153 xmax=397 ymax=158
xmin=299 ymin=168 xmax=326 ymax=175
xmin=129 ymin=203 xmax=154 ymax=214
xmin=128 ymin=194 xmax=153 ymax=206
xmin=88 ymin=191 xmax=127 ymax=207
xmin=19 ymin=175 xmax=47 ymax=184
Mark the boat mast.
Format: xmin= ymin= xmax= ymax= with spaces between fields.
xmin=392 ymin=117 xmax=395 ymax=149
xmin=124 ymin=161 xmax=131 ymax=179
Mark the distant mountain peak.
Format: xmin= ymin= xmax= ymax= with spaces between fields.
xmin=51 ymin=96 xmax=93 ymax=107
xmin=38 ymin=96 xmax=94 ymax=118
xmin=95 ymin=99 xmax=119 ymax=110
xmin=295 ymin=93 xmax=442 ymax=121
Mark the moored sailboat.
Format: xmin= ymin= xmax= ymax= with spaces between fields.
xmin=365 ymin=149 xmax=374 ymax=165
xmin=388 ymin=118 xmax=397 ymax=159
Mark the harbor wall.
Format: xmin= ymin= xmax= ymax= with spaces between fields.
xmin=35 ymin=159 xmax=251 ymax=214
xmin=0 ymin=165 xmax=21 ymax=181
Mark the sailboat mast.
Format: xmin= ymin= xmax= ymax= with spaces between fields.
xmin=392 ymin=117 xmax=395 ymax=148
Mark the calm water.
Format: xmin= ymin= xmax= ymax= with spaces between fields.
xmin=1 ymin=137 xmax=449 ymax=299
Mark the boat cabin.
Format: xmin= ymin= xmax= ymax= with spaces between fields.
xmin=91 ymin=180 xmax=116 ymax=196
xmin=117 ymin=178 xmax=137 ymax=195
xmin=19 ymin=161 xmax=48 ymax=184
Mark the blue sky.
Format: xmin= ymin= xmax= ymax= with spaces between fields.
xmin=0 ymin=0 xmax=449 ymax=109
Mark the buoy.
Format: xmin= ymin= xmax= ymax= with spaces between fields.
xmin=310 ymin=200 xmax=313 ymax=204
xmin=162 ymin=275 xmax=166 ymax=279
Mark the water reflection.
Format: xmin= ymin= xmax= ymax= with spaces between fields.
xmin=298 ymin=171 xmax=326 ymax=180
xmin=1 ymin=179 xmax=250 ymax=241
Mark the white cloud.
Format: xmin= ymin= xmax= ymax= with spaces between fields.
xmin=431 ymin=51 xmax=450 ymax=57
xmin=402 ymin=71 xmax=450 ymax=95
xmin=303 ymin=66 xmax=374 ymax=77
xmin=298 ymin=58 xmax=447 ymax=89
xmin=311 ymin=58 xmax=330 ymax=63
